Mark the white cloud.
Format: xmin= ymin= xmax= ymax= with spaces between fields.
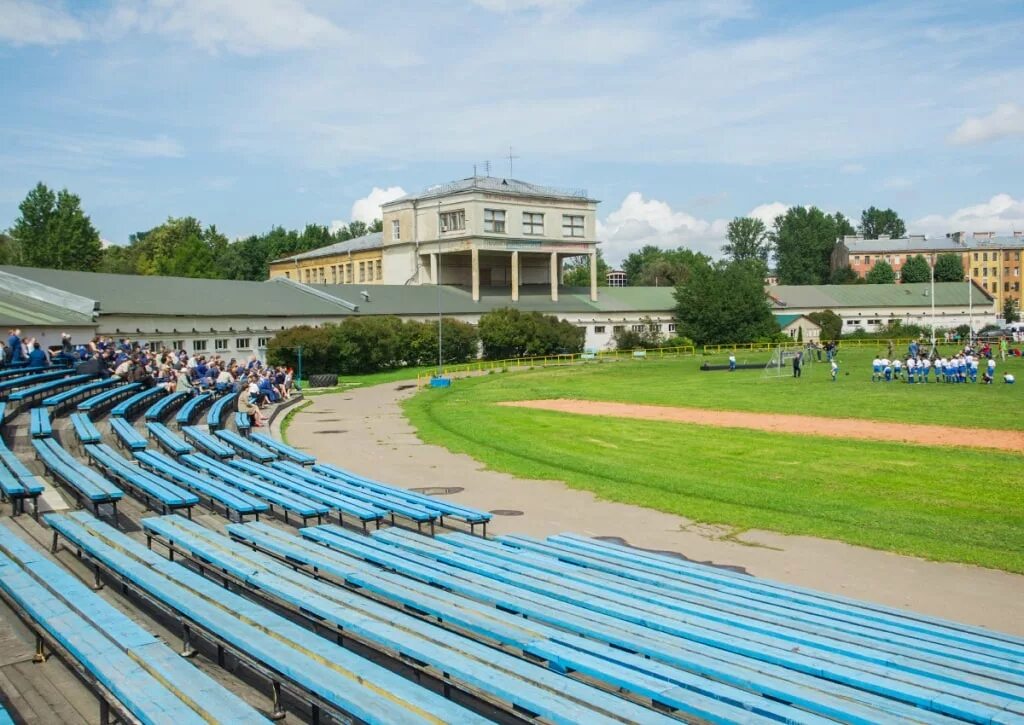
xmin=107 ymin=0 xmax=345 ymax=55
xmin=599 ymin=192 xmax=792 ymax=263
xmin=0 ymin=0 xmax=84 ymax=45
xmin=913 ymin=194 xmax=1024 ymax=238
xmin=469 ymin=0 xmax=584 ymax=13
xmin=349 ymin=186 xmax=407 ymax=224
xmin=839 ymin=163 xmax=865 ymax=174
xmin=949 ymin=103 xmax=1024 ymax=145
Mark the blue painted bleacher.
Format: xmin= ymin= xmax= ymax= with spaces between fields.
xmin=181 ymin=453 xmax=328 ymax=524
xmin=110 ymin=386 xmax=166 ymax=419
xmin=31 ymin=438 xmax=122 ymax=517
xmin=146 ymin=422 xmax=194 ymax=456
xmin=83 ymin=444 xmax=198 ymax=515
xmin=175 ymin=391 xmax=212 ymax=427
xmin=41 ymin=378 xmax=116 ymax=410
xmin=0 ymin=521 xmax=268 ymax=724
xmin=144 ymin=390 xmax=189 ymax=422
xmin=143 ymin=515 xmax=673 ymax=725
xmin=8 ymin=374 xmax=94 ymax=405
xmin=69 ymin=412 xmax=102 ymax=445
xmin=46 ymin=511 xmax=489 ymax=725
xmin=29 ymin=408 xmax=52 ymax=439
xmin=0 ymin=369 xmax=69 ymax=396
xmin=109 ymin=417 xmax=148 ymax=451
xmin=233 ymin=411 xmax=251 ymax=434
xmin=134 ymin=450 xmax=268 ymax=521
xmin=215 ymin=429 xmax=276 ymax=462
xmin=206 ymin=393 xmax=235 ymax=431
xmin=251 ymin=432 xmax=316 ymax=465
xmin=77 ymin=382 xmax=142 ymax=414
xmin=0 ymin=404 xmax=44 ymax=515
xmin=181 ymin=426 xmax=234 ymax=459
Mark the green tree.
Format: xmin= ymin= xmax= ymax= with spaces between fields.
xmin=722 ymin=217 xmax=770 ymax=265
xmin=11 ymin=183 xmax=102 ymax=271
xmin=933 ymin=253 xmax=965 ymax=282
xmin=0 ymin=233 xmax=20 ymax=265
xmin=899 ymin=254 xmax=930 ymax=283
xmin=866 ymin=260 xmax=896 ymax=284
xmin=1004 ymin=298 xmax=1020 ymax=324
xmin=806 ymin=309 xmax=842 ymax=341
xmin=772 ymin=206 xmax=854 ymax=285
xmin=562 ymin=249 xmax=609 ymax=287
xmin=673 ymin=258 xmax=777 ymax=345
xmin=622 ymin=246 xmax=709 ymax=286
xmin=478 ymin=308 xmax=584 ymax=359
xmin=829 ymin=265 xmax=860 ymax=284
xmin=621 ymin=245 xmax=663 ymax=285
xmin=858 ymin=206 xmax=906 ymax=239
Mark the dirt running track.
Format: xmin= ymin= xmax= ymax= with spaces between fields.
xmin=502 ymin=399 xmax=1024 ymax=452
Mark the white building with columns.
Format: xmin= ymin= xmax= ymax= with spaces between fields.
xmin=379 ymin=176 xmax=600 ymax=303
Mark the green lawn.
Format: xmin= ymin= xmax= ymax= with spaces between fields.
xmin=403 ymin=350 xmax=1024 ymax=573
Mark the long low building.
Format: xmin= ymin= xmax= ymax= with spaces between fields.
xmin=0 ymin=265 xmax=997 ymax=359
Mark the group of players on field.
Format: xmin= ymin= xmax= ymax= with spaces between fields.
xmin=872 ymin=342 xmax=1015 ymax=385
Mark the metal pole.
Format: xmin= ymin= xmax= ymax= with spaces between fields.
xmin=437 ymin=255 xmax=443 ymax=376
xmin=968 ymin=276 xmax=974 ymax=343
xmin=930 ymin=255 xmax=936 ymax=348
xmin=297 ymin=346 xmax=303 ymax=387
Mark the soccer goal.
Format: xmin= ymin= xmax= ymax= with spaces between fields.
xmin=762 ymin=345 xmax=814 ymax=378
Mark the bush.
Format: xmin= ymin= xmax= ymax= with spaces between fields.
xmin=266 ymin=324 xmax=338 ymax=375
xmin=478 ymin=308 xmax=584 ymax=359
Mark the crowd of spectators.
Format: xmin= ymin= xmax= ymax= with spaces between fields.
xmin=3 ymin=329 xmax=295 ymax=427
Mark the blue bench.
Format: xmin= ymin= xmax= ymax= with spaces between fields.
xmin=146 ymin=422 xmax=194 ymax=456
xmin=143 ymin=516 xmax=668 ymax=725
xmin=29 ymin=407 xmax=52 ymax=438
xmin=144 ymin=390 xmax=189 ymax=422
xmin=0 ymin=365 xmax=51 ymax=380
xmin=134 ymin=450 xmax=268 ymax=521
xmin=251 ymin=432 xmax=316 ymax=465
xmin=110 ymin=386 xmax=166 ymax=419
xmin=206 ymin=393 xmax=236 ymax=431
xmin=181 ymin=426 xmax=234 ymax=459
xmin=175 ymin=391 xmax=212 ymax=427
xmin=32 ymin=438 xmax=122 ymax=522
xmin=0 ymin=414 xmax=44 ymax=516
xmin=8 ymin=374 xmax=94 ymax=405
xmin=227 ymin=459 xmax=385 ymax=531
xmin=182 ymin=453 xmax=329 ymax=525
xmin=0 ymin=369 xmax=69 ymax=395
xmin=77 ymin=382 xmax=142 ymax=414
xmin=313 ymin=462 xmax=491 ymax=533
xmin=109 ymin=417 xmax=148 ymax=452
xmin=215 ymin=429 xmax=276 ymax=463
xmin=0 ymin=521 xmax=268 ymax=724
xmin=291 ymin=465 xmax=440 ymax=532
xmin=41 ymin=378 xmax=116 ymax=410
xmin=47 ymin=512 xmax=484 ymax=725
xmin=0 ymin=706 xmax=11 ymax=725
xmin=69 ymin=412 xmax=102 ymax=445
xmin=83 ymin=444 xmax=198 ymax=515
xmin=234 ymin=411 xmax=251 ymax=434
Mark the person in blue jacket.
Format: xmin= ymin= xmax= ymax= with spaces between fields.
xmin=6 ymin=328 xmax=25 ymax=364
xmin=27 ymin=341 xmax=49 ymax=367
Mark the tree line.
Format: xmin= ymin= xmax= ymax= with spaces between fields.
xmin=4 ymin=182 xmax=382 ymax=279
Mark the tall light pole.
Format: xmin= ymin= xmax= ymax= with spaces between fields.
xmin=437 ymin=200 xmax=443 ymax=377
xmin=929 ymin=254 xmax=936 ymax=349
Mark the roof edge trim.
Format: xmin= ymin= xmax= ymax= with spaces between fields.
xmin=269 ymin=277 xmax=360 ymax=312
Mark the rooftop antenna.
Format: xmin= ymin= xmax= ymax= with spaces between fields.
xmin=506 ymin=146 xmax=519 ymax=177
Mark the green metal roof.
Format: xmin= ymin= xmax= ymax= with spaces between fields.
xmin=773 ymin=313 xmax=808 ymax=327
xmin=0 ymin=266 xmax=355 ymax=318
xmin=0 ymin=288 xmax=95 ymax=327
xmin=769 ymin=282 xmax=992 ymax=310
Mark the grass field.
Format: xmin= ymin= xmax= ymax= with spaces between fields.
xmin=404 ymin=347 xmax=1024 ymax=573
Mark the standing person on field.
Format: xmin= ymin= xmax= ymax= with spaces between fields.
xmin=1000 ymin=336 xmax=1008 ymax=362
xmin=792 ymin=351 xmax=802 ymax=378
xmin=728 ymin=353 xmax=736 ymax=372
xmin=831 ymin=358 xmax=839 ymax=382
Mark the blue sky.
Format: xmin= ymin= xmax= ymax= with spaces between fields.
xmin=1 ymin=0 xmax=1022 ymax=264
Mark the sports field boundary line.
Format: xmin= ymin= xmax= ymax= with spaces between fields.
xmin=500 ymin=399 xmax=1024 ymax=453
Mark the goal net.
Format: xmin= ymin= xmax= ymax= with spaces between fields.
xmin=762 ymin=345 xmax=814 ymax=378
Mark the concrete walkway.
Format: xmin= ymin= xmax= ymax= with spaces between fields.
xmin=285 ymin=382 xmax=1024 ymax=636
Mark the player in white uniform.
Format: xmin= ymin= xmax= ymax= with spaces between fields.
xmin=872 ymin=357 xmax=882 ymax=382
xmin=920 ymin=356 xmax=930 ymax=383
xmin=892 ymin=357 xmax=903 ymax=381
xmin=906 ymin=356 xmax=916 ymax=384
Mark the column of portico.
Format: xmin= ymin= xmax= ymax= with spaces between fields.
xmin=511 ymin=250 xmax=520 ymax=302
xmin=550 ymin=252 xmax=559 ymax=302
xmin=589 ymin=251 xmax=598 ymax=301
xmin=471 ymin=247 xmax=480 ymax=302
xmin=430 ymin=253 xmax=439 ymax=284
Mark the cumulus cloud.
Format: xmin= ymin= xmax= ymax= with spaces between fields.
xmin=913 ymin=194 xmax=1024 ymax=238
xmin=350 ymin=186 xmax=406 ymax=224
xmin=597 ymin=192 xmax=789 ymax=263
xmin=0 ymin=0 xmax=84 ymax=45
xmin=949 ymin=103 xmax=1024 ymax=145
xmin=106 ymin=0 xmax=345 ymax=54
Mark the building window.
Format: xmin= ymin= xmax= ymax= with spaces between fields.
xmin=214 ymin=339 xmax=228 ymax=351
xmin=345 ymin=263 xmax=353 ymax=283
xmin=593 ymin=326 xmax=606 ymax=334
xmin=562 ymin=215 xmax=584 ymax=237
xmin=668 ymin=323 xmax=677 ymax=332
xmin=358 ymin=261 xmax=366 ymax=282
xmin=484 ymin=209 xmax=506 ymax=233
xmin=1006 ymin=267 xmax=1011 ymax=276
xmin=523 ymin=212 xmax=544 ymax=235
xmin=983 ymin=252 xmax=988 ymax=261
xmin=284 ymin=271 xmax=290 ymax=279
xmin=1005 ymin=282 xmax=1010 ymax=292
xmin=392 ymin=219 xmax=400 ymax=241
xmin=650 ymin=324 xmax=663 ymax=333
xmin=868 ymin=319 xmax=881 ymax=325
xmin=257 ymin=337 xmax=271 ymax=349
xmin=973 ymin=252 xmax=979 ymax=261
xmin=974 ymin=267 xmax=979 ymax=277
xmin=192 ymin=340 xmax=207 ymax=352
xmin=991 ymin=282 xmax=998 ymax=292
xmin=375 ymin=259 xmax=382 ymax=280
xmin=853 ymin=255 xmax=860 ymax=262
xmin=236 ymin=338 xmax=251 ymax=350
xmin=1015 ymin=282 xmax=1021 ymax=291
xmin=631 ymin=324 xmax=645 ymax=332
xmin=439 ymin=209 xmax=465 ymax=233
xmin=612 ymin=325 xmax=625 ymax=333
xmin=169 ymin=340 xmax=184 ymax=351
